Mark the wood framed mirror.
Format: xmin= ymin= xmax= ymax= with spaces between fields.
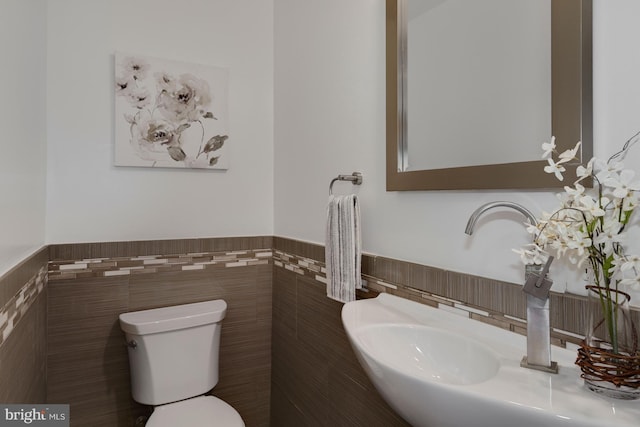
xmin=386 ymin=0 xmax=592 ymax=191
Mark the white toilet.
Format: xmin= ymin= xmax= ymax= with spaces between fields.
xmin=119 ymin=299 xmax=245 ymax=427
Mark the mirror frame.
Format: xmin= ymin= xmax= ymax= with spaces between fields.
xmin=386 ymin=0 xmax=592 ymax=191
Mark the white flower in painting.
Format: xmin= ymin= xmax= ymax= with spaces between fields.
xmin=120 ymin=56 xmax=150 ymax=81
xmin=115 ymin=55 xmax=228 ymax=169
xmin=130 ymin=113 xmax=182 ymax=162
xmin=115 ymin=76 xmax=134 ymax=96
xmin=156 ymin=73 xmax=212 ymax=123
xmin=155 ymin=71 xmax=177 ymax=92
xmin=127 ymin=87 xmax=152 ymax=109
xmin=183 ymin=156 xmax=219 ymax=169
xmin=123 ymin=113 xmax=136 ymax=124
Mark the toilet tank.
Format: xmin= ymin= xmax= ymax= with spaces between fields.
xmin=119 ymin=299 xmax=227 ymax=406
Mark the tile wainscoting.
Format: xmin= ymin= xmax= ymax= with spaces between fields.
xmin=271 ymin=249 xmax=410 ymax=426
xmin=271 ymin=236 xmax=640 ymax=425
xmin=46 ymin=237 xmax=273 ymax=427
xmin=0 ymin=247 xmax=49 ymax=404
xmin=274 ymin=237 xmax=640 ymax=346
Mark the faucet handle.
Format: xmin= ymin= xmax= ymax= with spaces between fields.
xmin=523 ymin=256 xmax=554 ymax=300
xmin=524 ymin=274 xmax=553 ymax=300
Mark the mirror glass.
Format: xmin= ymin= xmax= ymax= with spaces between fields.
xmin=406 ymin=0 xmax=550 ymax=170
xmin=386 ymin=0 xmax=592 ymax=190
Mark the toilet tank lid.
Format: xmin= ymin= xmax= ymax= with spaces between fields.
xmin=119 ymin=299 xmax=227 ymax=335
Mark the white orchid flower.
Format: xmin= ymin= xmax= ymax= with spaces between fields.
xmin=556 ymin=191 xmax=578 ymax=209
xmin=594 ymin=158 xmax=623 ymax=182
xmin=577 ymin=195 xmax=607 ymax=217
xmin=524 ymin=221 xmax=540 ymax=236
xmin=575 ymin=157 xmax=594 ymax=183
xmin=623 ymin=193 xmax=639 ymax=211
xmin=568 ymin=251 xmax=589 ymax=266
xmin=620 ymin=276 xmax=640 ymax=290
xmin=541 ymin=137 xmax=556 ymax=159
xmin=567 ymin=230 xmax=592 ymax=257
xmin=563 ymin=184 xmax=585 ymax=203
xmin=593 ymin=219 xmax=624 ymax=255
xmin=544 ymin=157 xmax=566 ymax=181
xmin=557 ymin=141 xmax=582 ymax=164
xmin=612 ymin=255 xmax=640 ymax=274
xmin=604 ymin=169 xmax=640 ymax=199
xmin=522 ymin=134 xmax=640 ymax=293
xmin=548 ymin=237 xmax=570 ymax=257
xmin=512 ymin=244 xmax=547 ymax=265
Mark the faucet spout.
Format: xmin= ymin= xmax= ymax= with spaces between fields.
xmin=464 ymin=201 xmax=538 ymax=235
xmin=465 ymin=200 xmax=558 ymax=374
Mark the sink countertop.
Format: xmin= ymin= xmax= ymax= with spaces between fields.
xmin=342 ymin=293 xmax=640 ymax=427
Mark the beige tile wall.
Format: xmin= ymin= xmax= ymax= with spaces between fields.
xmin=270 ymin=236 xmax=640 ymax=426
xmin=46 ymin=238 xmax=272 ymax=427
xmin=271 ymin=266 xmax=410 ymax=426
xmin=274 ymin=237 xmax=640 ymax=345
xmin=0 ymin=247 xmax=49 ymax=404
xmin=5 ymin=235 xmax=637 ymax=427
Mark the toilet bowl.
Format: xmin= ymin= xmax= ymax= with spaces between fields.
xmin=119 ymin=299 xmax=244 ymax=427
xmin=146 ymin=396 xmax=242 ymax=427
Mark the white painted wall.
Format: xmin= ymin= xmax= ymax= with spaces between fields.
xmin=0 ymin=0 xmax=47 ymax=275
xmin=45 ymin=0 xmax=274 ymax=243
xmin=5 ymin=0 xmax=640 ymax=300
xmin=274 ymin=0 xmax=640 ymax=299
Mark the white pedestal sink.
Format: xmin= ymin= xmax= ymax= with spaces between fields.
xmin=342 ymin=293 xmax=640 ymax=427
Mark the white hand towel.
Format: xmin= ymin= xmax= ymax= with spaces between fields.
xmin=325 ymin=194 xmax=362 ymax=303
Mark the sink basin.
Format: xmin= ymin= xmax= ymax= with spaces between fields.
xmin=356 ymin=324 xmax=499 ymax=385
xmin=342 ymin=293 xmax=640 ymax=427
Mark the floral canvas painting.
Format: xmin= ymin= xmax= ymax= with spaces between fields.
xmin=114 ymin=53 xmax=229 ymax=169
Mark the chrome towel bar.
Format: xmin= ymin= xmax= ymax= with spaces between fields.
xmin=329 ymin=172 xmax=363 ymax=195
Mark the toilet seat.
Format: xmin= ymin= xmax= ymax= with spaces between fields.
xmin=146 ymin=395 xmax=244 ymax=427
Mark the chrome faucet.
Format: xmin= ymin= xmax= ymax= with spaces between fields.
xmin=465 ymin=201 xmax=558 ymax=374
xmin=464 ymin=201 xmax=538 ymax=234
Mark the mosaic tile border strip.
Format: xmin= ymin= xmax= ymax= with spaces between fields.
xmin=0 ymin=266 xmax=47 ymax=348
xmin=48 ymin=236 xmax=273 ymax=262
xmin=48 ymin=249 xmax=273 ymax=281
xmin=273 ymin=249 xmax=583 ymax=348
